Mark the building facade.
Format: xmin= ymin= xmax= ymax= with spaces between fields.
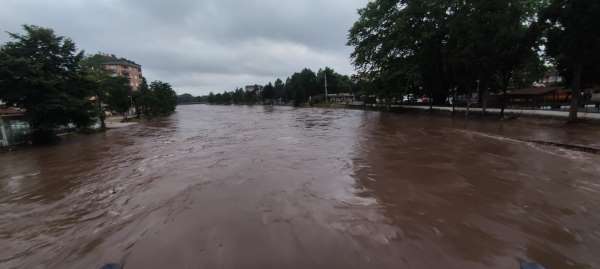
xmin=102 ymin=60 xmax=143 ymax=91
xmin=0 ymin=107 xmax=30 ymax=147
xmin=245 ymin=85 xmax=263 ymax=97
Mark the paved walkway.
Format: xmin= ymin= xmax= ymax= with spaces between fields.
xmin=400 ymin=105 xmax=600 ymax=120
xmin=105 ymin=116 xmax=138 ymax=128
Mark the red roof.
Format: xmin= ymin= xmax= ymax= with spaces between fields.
xmin=507 ymin=87 xmax=564 ymax=96
xmin=0 ymin=107 xmax=26 ymax=117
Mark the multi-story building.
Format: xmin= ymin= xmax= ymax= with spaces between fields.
xmin=102 ymin=59 xmax=143 ymax=90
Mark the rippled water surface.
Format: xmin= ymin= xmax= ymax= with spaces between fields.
xmin=1 ymin=105 xmax=600 ymax=269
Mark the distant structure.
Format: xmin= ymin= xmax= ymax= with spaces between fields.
xmin=245 ymin=85 xmax=263 ymax=92
xmin=245 ymin=85 xmax=263 ymax=96
xmin=102 ymin=59 xmax=143 ymax=91
xmin=537 ymin=69 xmax=563 ymax=86
xmin=327 ymin=93 xmax=355 ymax=105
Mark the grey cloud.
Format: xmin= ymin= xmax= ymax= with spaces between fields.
xmin=0 ymin=0 xmax=368 ymax=95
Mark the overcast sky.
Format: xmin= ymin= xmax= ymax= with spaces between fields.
xmin=0 ymin=0 xmax=368 ymax=95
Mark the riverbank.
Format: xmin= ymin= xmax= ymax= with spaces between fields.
xmin=398 ymin=105 xmax=600 ymax=121
xmin=105 ymin=116 xmax=140 ymax=129
xmin=265 ymin=102 xmax=600 ymax=122
xmin=0 ymin=116 xmax=139 ymax=152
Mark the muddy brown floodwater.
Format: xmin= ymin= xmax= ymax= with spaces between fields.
xmin=1 ymin=105 xmax=600 ymax=269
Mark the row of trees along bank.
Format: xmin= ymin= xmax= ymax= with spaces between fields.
xmin=0 ymin=25 xmax=177 ymax=144
xmin=347 ymin=0 xmax=600 ymax=122
xmin=186 ymin=67 xmax=355 ymax=106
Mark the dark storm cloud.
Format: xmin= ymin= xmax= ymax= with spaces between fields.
xmin=0 ymin=0 xmax=368 ymax=95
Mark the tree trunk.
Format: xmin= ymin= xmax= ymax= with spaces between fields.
xmin=500 ymin=88 xmax=507 ymax=119
xmin=500 ymin=73 xmax=511 ymax=119
xmin=466 ymin=90 xmax=472 ymax=119
xmin=569 ymin=63 xmax=583 ymax=122
xmin=97 ymin=94 xmax=106 ymax=130
xmin=452 ymin=88 xmax=457 ymax=115
xmin=480 ymin=83 xmax=488 ymax=116
xmin=429 ymin=89 xmax=434 ymax=111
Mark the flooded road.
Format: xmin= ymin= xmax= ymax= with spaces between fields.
xmin=1 ymin=105 xmax=600 ymax=269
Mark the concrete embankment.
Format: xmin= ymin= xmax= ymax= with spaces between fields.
xmin=105 ymin=116 xmax=139 ymax=129
xmin=399 ymin=105 xmax=600 ymax=121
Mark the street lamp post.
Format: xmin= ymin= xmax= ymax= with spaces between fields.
xmin=324 ymin=72 xmax=329 ymax=103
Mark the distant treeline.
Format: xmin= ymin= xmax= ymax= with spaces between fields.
xmin=178 ymin=67 xmax=357 ymax=106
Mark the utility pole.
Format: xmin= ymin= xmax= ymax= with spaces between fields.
xmin=324 ymin=71 xmax=329 ymax=103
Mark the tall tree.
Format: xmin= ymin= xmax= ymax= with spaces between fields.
xmin=286 ymin=69 xmax=317 ymax=106
xmin=317 ymin=67 xmax=353 ymax=95
xmin=349 ymin=0 xmax=549 ymax=114
xmin=348 ymin=0 xmax=453 ymax=105
xmin=262 ymin=82 xmax=275 ymax=103
xmin=148 ymin=81 xmax=177 ymax=115
xmin=0 ymin=25 xmax=95 ymax=143
xmin=448 ymin=0 xmax=544 ymax=116
xmin=273 ymin=78 xmax=285 ymax=102
xmin=544 ymin=0 xmax=600 ymax=122
xmin=104 ymin=76 xmax=132 ymax=119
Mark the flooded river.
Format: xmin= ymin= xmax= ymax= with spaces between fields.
xmin=1 ymin=105 xmax=600 ymax=269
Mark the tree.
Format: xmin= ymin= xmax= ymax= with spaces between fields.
xmin=133 ymin=79 xmax=177 ymax=116
xmin=104 ymin=76 xmax=132 ymax=119
xmin=317 ymin=67 xmax=353 ymax=96
xmin=544 ymin=0 xmax=600 ymax=122
xmin=273 ymin=79 xmax=285 ymax=102
xmin=177 ymin=93 xmax=195 ymax=104
xmin=447 ymin=0 xmax=544 ymax=116
xmin=147 ymin=81 xmax=177 ymax=115
xmin=132 ymin=77 xmax=149 ymax=118
xmin=262 ymin=82 xmax=275 ymax=103
xmin=349 ymin=0 xmax=549 ymax=115
xmin=0 ymin=25 xmax=96 ymax=143
xmin=348 ymin=0 xmax=453 ymax=106
xmin=286 ymin=68 xmax=318 ymax=106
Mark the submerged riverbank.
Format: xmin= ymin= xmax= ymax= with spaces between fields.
xmin=1 ymin=105 xmax=599 ymax=269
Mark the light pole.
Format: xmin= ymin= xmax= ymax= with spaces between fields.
xmin=324 ymin=71 xmax=329 ymax=103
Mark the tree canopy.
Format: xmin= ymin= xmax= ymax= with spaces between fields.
xmin=544 ymin=0 xmax=600 ymax=121
xmin=0 ymin=25 xmax=96 ymax=142
xmin=348 ymin=0 xmax=548 ymax=110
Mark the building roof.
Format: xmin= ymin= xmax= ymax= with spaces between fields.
xmin=327 ymin=93 xmax=354 ymax=97
xmin=0 ymin=107 xmax=26 ymax=117
xmin=507 ymin=87 xmax=564 ymax=96
xmin=101 ymin=59 xmax=141 ymax=68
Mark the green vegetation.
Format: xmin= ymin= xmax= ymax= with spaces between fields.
xmin=192 ymin=67 xmax=354 ymax=106
xmin=140 ymin=81 xmax=177 ymax=116
xmin=543 ymin=0 xmax=600 ymax=121
xmin=103 ymin=76 xmax=132 ymax=118
xmin=347 ymin=0 xmax=599 ymax=121
xmin=0 ymin=25 xmax=177 ymax=144
xmin=0 ymin=25 xmax=96 ymax=143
